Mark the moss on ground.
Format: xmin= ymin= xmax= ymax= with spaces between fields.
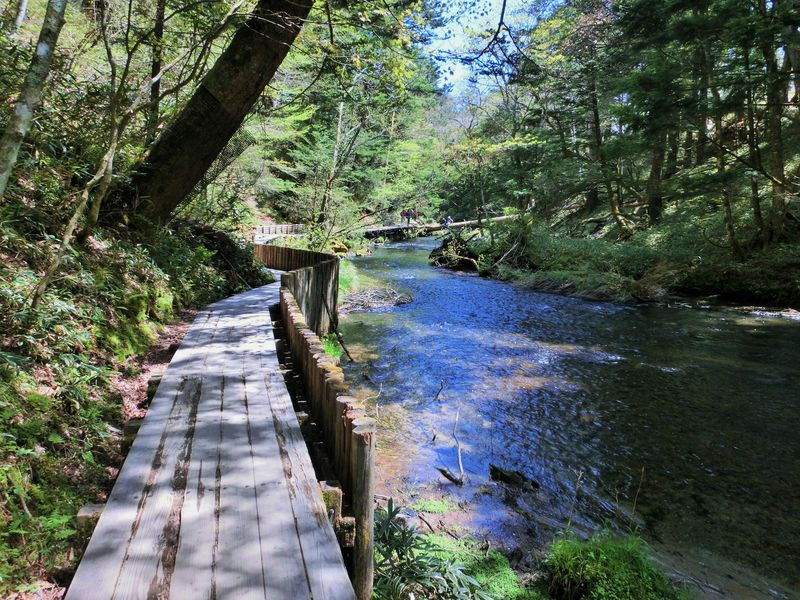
xmin=546 ymin=534 xmax=689 ymax=600
xmin=412 ymin=497 xmax=458 ymax=514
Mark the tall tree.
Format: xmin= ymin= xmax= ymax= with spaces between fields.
xmin=126 ymin=0 xmax=314 ymax=225
xmin=0 ymin=0 xmax=67 ymax=199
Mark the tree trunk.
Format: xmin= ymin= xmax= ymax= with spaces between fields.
xmin=588 ymin=76 xmax=628 ymax=231
xmin=319 ymin=101 xmax=345 ymax=224
xmin=664 ymin=126 xmax=679 ymax=179
xmin=126 ymin=0 xmax=314 ymax=225
xmin=760 ymin=2 xmax=787 ymax=242
xmin=30 ymin=137 xmax=118 ymax=307
xmin=12 ymin=0 xmax=29 ymax=32
xmin=682 ymin=129 xmax=693 ymax=168
xmin=705 ymin=47 xmax=743 ymax=259
xmin=646 ymin=129 xmax=667 ymax=225
xmin=0 ymin=0 xmax=67 ymax=199
xmin=743 ymin=44 xmax=765 ymax=245
xmin=690 ymin=27 xmax=708 ymax=167
xmin=145 ymin=0 xmax=165 ymax=145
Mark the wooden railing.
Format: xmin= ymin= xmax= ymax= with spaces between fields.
xmin=255 ymin=243 xmax=375 ymax=600
xmin=253 ymin=245 xmax=338 ymax=335
xmin=254 ymin=223 xmax=306 ymax=235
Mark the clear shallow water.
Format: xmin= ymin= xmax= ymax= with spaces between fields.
xmin=339 ymin=238 xmax=800 ymax=592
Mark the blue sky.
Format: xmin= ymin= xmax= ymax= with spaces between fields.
xmin=426 ymin=0 xmax=531 ymax=92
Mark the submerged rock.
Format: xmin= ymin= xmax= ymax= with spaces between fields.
xmin=339 ymin=287 xmax=412 ymax=313
xmin=489 ymin=464 xmax=540 ymax=490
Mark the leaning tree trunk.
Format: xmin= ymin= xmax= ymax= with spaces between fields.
xmin=0 ymin=0 xmax=67 ymax=199
xmin=762 ymin=37 xmax=787 ymax=242
xmin=126 ymin=0 xmax=314 ymax=225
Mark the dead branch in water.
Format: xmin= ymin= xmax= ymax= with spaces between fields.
xmin=320 ymin=291 xmax=354 ymax=362
xmin=433 ymin=379 xmax=445 ymax=401
xmin=368 ymin=383 xmax=384 ymax=418
xmin=436 ymin=402 xmax=464 ymax=486
xmin=417 ymin=513 xmax=436 ymax=533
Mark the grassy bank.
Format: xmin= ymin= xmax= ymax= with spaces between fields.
xmin=458 ymin=211 xmax=800 ymax=308
xmin=339 ymin=258 xmax=383 ymax=297
xmin=374 ymin=500 xmax=687 ymax=600
xmin=0 ymin=209 xmax=272 ymax=594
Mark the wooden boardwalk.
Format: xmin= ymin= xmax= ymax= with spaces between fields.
xmin=67 ymin=282 xmax=355 ymax=600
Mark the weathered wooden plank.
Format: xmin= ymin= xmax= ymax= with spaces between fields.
xmin=214 ymin=322 xmax=270 ymax=600
xmin=264 ymin=367 xmax=356 ymax=600
xmin=65 ymin=311 xmax=218 ymax=600
xmin=111 ymin=374 xmax=203 ymax=599
xmin=167 ymin=323 xmax=228 ymax=597
xmin=214 ymin=294 xmax=312 ymax=599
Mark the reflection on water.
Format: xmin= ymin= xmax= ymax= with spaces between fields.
xmin=339 ymin=238 xmax=800 ymax=592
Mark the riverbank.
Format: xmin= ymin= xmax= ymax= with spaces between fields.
xmin=429 ymin=217 xmax=800 ymax=309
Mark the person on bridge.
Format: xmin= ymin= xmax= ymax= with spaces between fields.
xmin=442 ymin=215 xmax=454 ymax=228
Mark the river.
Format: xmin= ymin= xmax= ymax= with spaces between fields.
xmin=338 ymin=238 xmax=800 ymax=599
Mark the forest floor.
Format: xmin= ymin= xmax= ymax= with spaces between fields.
xmin=4 ymin=312 xmax=196 ymax=600
xmin=110 ymin=310 xmax=196 ymax=422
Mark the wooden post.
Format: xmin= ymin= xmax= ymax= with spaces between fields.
xmin=351 ymin=417 xmax=376 ymax=600
xmin=334 ymin=396 xmax=356 ymax=481
xmin=324 ymin=370 xmax=345 ymax=450
xmin=343 ymin=405 xmax=365 ymax=496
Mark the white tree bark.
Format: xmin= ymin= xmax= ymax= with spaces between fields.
xmin=0 ymin=0 xmax=67 ymax=199
xmin=13 ymin=0 xmax=29 ymax=32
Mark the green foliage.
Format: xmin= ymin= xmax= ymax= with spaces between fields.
xmin=321 ymin=335 xmax=343 ymax=360
xmin=236 ymin=3 xmax=446 ymax=239
xmin=425 ymin=535 xmax=547 ymax=600
xmin=374 ymin=499 xmax=492 ymax=600
xmin=471 ymin=216 xmax=800 ymax=305
xmin=0 ymin=366 xmax=114 ymax=593
xmin=433 ymin=0 xmax=799 ymax=305
xmin=546 ymin=534 xmax=687 ymax=600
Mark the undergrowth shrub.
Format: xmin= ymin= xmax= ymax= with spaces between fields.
xmin=470 ymin=218 xmax=800 ymax=305
xmin=374 ymin=499 xmax=491 ymax=600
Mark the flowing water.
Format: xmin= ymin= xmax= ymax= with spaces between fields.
xmin=339 ymin=238 xmax=800 ymax=598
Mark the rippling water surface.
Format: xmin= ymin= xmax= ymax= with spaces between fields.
xmin=338 ymin=238 xmax=800 ymax=594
